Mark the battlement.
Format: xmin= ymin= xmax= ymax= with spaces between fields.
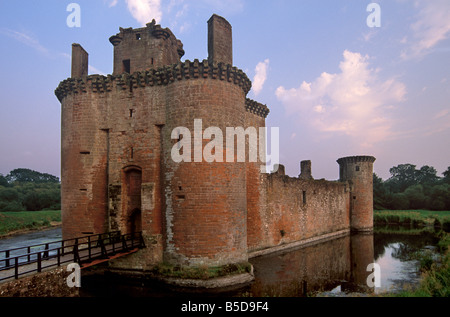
xmin=337 ymin=156 xmax=376 ymax=165
xmin=55 ymin=59 xmax=253 ymax=102
xmin=245 ymin=99 xmax=270 ymax=118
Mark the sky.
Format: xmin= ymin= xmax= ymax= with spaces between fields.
xmin=0 ymin=0 xmax=449 ymax=181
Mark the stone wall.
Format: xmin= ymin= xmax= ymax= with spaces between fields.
xmin=248 ymin=168 xmax=351 ymax=253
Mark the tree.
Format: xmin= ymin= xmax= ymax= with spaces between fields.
xmin=416 ymin=165 xmax=439 ymax=185
xmin=6 ymin=168 xmax=59 ymax=184
xmin=390 ymin=193 xmax=410 ymax=210
xmin=426 ymin=185 xmax=448 ymax=211
xmin=0 ymin=174 xmax=9 ymax=187
xmin=0 ymin=187 xmax=24 ymax=211
xmin=404 ymin=185 xmax=426 ymax=210
xmin=443 ymin=167 xmax=450 ymax=184
xmin=388 ymin=164 xmax=418 ymax=193
xmin=0 ymin=188 xmax=19 ymax=202
xmin=0 ymin=169 xmax=61 ymax=211
xmin=373 ymin=173 xmax=388 ymax=210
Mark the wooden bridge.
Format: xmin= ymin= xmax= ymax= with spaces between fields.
xmin=0 ymin=231 xmax=145 ymax=283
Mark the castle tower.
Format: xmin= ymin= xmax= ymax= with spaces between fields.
xmin=55 ymin=14 xmax=264 ymax=270
xmin=337 ymin=156 xmax=376 ymax=232
xmin=162 ymin=14 xmax=248 ymax=267
xmin=109 ymin=20 xmax=184 ymax=74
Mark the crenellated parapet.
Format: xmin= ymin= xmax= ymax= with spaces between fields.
xmin=337 ymin=156 xmax=376 ymax=165
xmin=55 ymin=59 xmax=252 ymax=102
xmin=245 ymin=99 xmax=270 ymax=118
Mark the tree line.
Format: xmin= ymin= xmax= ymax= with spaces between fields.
xmin=1 ymin=165 xmax=449 ymax=212
xmin=374 ymin=164 xmax=450 ymax=211
xmin=0 ymin=168 xmax=61 ymax=212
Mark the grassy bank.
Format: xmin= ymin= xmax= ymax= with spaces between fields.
xmin=387 ymin=232 xmax=450 ymax=297
xmin=374 ymin=210 xmax=450 ymax=230
xmin=374 ymin=210 xmax=450 ymax=297
xmin=0 ymin=210 xmax=61 ymax=237
xmin=151 ymin=262 xmax=253 ymax=280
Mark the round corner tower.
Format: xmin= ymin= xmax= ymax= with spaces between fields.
xmin=337 ymin=156 xmax=376 ymax=232
xmin=56 ymin=14 xmax=256 ymax=270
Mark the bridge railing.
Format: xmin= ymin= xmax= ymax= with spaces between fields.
xmin=0 ymin=231 xmax=145 ymax=282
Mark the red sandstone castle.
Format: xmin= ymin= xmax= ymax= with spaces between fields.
xmin=55 ymin=15 xmax=375 ymax=272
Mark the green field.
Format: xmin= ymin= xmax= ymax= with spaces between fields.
xmin=0 ymin=210 xmax=61 ymax=236
xmin=374 ymin=210 xmax=450 ymax=229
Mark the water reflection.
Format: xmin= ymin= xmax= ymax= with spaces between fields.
xmin=247 ymin=234 xmax=374 ymax=296
xmin=0 ymin=227 xmax=440 ymax=297
xmin=246 ymin=231 xmax=439 ymax=297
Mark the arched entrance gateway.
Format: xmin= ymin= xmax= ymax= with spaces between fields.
xmin=123 ymin=166 xmax=142 ymax=236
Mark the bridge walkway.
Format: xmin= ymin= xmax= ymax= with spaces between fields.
xmin=0 ymin=231 xmax=145 ymax=284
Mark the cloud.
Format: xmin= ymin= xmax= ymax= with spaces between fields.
xmin=165 ymin=0 xmax=191 ymax=33
xmin=0 ymin=28 xmax=49 ymax=55
xmin=107 ymin=0 xmax=119 ymax=7
xmin=125 ymin=0 xmax=162 ymax=25
xmin=252 ymin=59 xmax=269 ymax=96
xmin=434 ymin=109 xmax=449 ymax=120
xmin=402 ymin=0 xmax=450 ymax=59
xmin=276 ymin=50 xmax=406 ymax=148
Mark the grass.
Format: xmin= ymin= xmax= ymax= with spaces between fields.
xmin=373 ymin=210 xmax=450 ymax=297
xmin=374 ymin=210 xmax=450 ymax=230
xmin=0 ymin=210 xmax=61 ymax=237
xmin=151 ymin=262 xmax=253 ymax=280
xmin=386 ymin=232 xmax=450 ymax=297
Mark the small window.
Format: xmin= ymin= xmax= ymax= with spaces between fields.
xmin=130 ymin=109 xmax=134 ymax=118
xmin=356 ymin=166 xmax=360 ymax=172
xmin=136 ymin=34 xmax=141 ymax=40
xmin=123 ymin=59 xmax=131 ymax=73
xmin=302 ymin=191 xmax=307 ymax=204
xmin=151 ymin=57 xmax=154 ymax=65
xmin=130 ymin=147 xmax=134 ymax=159
xmin=80 ymin=151 xmax=90 ymax=155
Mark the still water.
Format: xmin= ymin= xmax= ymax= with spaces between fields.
xmin=0 ymin=227 xmax=440 ymax=297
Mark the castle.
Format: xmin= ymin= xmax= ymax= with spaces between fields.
xmin=55 ymin=15 xmax=375 ymax=275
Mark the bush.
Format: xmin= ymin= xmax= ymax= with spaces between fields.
xmin=4 ymin=201 xmax=25 ymax=212
xmin=390 ymin=193 xmax=410 ymax=210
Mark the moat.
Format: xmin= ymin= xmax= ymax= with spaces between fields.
xmin=1 ymin=227 xmax=439 ymax=297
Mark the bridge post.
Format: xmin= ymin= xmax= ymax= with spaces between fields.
xmin=73 ymin=244 xmax=80 ymax=264
xmin=37 ymin=252 xmax=42 ymax=272
xmin=43 ymin=244 xmax=49 ymax=259
xmin=5 ymin=250 xmax=9 ymax=267
xmin=14 ymin=257 xmax=18 ymax=279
